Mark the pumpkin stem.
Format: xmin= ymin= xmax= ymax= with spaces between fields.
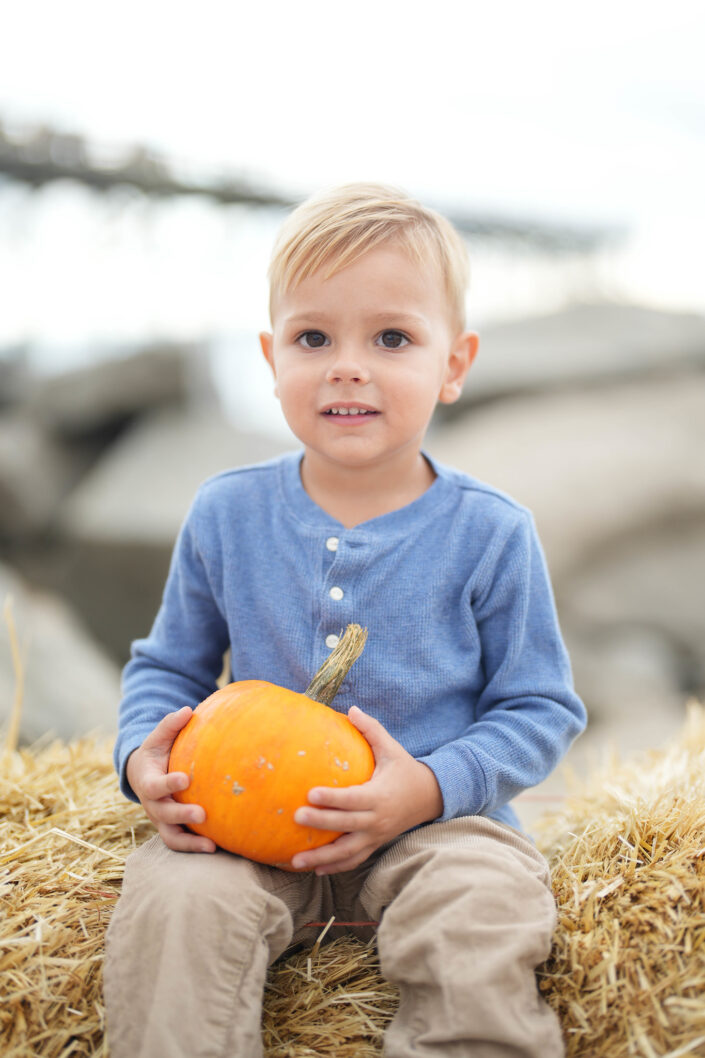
xmin=304 ymin=624 xmax=368 ymax=707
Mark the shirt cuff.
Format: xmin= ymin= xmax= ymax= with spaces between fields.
xmin=417 ymin=742 xmax=488 ymax=822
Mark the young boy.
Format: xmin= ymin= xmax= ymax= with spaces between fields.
xmin=104 ymin=183 xmax=586 ymax=1058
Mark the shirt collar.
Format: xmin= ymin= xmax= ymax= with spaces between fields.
xmin=277 ymin=449 xmax=456 ymax=538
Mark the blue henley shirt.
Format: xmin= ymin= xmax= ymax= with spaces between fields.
xmin=115 ymin=450 xmax=586 ymax=831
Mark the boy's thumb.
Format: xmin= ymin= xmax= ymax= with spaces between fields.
xmin=347 ymin=705 xmax=389 ymax=753
xmin=150 ymin=706 xmax=193 ymax=749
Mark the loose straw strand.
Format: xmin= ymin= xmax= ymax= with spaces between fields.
xmin=3 ymin=594 xmax=25 ymax=756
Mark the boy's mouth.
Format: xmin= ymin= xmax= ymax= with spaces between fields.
xmin=321 ymin=403 xmax=379 ymax=417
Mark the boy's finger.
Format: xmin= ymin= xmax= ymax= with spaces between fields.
xmin=307 ymin=783 xmax=373 ymax=808
xmin=158 ymin=823 xmax=216 ymax=854
xmin=144 ymin=707 xmax=194 ymax=749
xmin=291 ymin=832 xmax=363 ymax=872
xmin=346 ymin=706 xmax=396 ymax=757
xmin=294 ymin=805 xmax=368 ymax=832
xmin=151 ymin=800 xmax=206 ymax=828
xmin=142 ymin=769 xmax=189 ymax=802
xmin=164 ymin=770 xmax=190 ymax=794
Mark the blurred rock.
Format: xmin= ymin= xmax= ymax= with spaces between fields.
xmin=56 ymin=406 xmax=295 ymax=660
xmin=515 ymin=618 xmax=695 ymax=832
xmin=59 ymin=405 xmax=295 ymax=543
xmin=28 ymin=341 xmax=215 ymax=439
xmin=0 ymin=345 xmax=30 ymax=408
xmin=429 ymin=373 xmax=705 ymax=578
xmin=563 ymin=518 xmax=705 ymax=700
xmin=445 ymin=302 xmax=705 ymax=411
xmin=513 ymin=511 xmax=705 ymax=831
xmin=429 ymin=372 xmax=705 ymax=726
xmin=0 ymin=411 xmax=90 ymax=538
xmin=568 ymin=625 xmax=692 ymax=725
xmin=0 ymin=561 xmax=120 ymax=745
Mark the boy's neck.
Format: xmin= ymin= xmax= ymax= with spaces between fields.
xmin=299 ymin=451 xmax=436 ymax=529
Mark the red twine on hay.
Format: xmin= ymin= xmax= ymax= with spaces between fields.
xmin=303 ymin=921 xmax=379 ymax=928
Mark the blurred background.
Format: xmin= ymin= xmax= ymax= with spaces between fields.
xmin=1 ymin=0 xmax=703 ymax=819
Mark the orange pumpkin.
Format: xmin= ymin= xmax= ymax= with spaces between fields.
xmin=168 ymin=625 xmax=374 ymax=869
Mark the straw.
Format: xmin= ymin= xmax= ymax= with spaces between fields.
xmin=2 ymin=596 xmax=25 ymax=756
xmin=4 ymin=587 xmax=705 ymax=1056
xmin=0 ymin=732 xmax=398 ymax=1056
xmin=0 ymin=727 xmax=155 ymax=1054
xmin=535 ymin=699 xmax=705 ymax=1057
xmin=263 ymin=931 xmax=398 ymax=1057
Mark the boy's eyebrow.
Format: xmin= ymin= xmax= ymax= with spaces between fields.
xmin=283 ymin=311 xmax=428 ymax=327
xmin=283 ymin=312 xmax=330 ymax=325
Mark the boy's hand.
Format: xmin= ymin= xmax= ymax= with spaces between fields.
xmin=290 ymin=706 xmax=443 ymax=875
xmin=125 ymin=706 xmax=216 ymax=854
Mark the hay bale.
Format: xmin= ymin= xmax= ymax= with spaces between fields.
xmin=0 ymin=736 xmax=150 ymax=1056
xmin=0 ymin=736 xmax=396 ymax=1056
xmin=536 ymin=700 xmax=705 ymax=1057
xmin=263 ymin=935 xmax=398 ymax=1057
xmin=3 ymin=704 xmax=705 ymax=1056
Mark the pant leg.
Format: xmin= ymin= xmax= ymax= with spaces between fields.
xmin=359 ymin=817 xmax=564 ymax=1058
xmin=103 ymin=835 xmax=326 ymax=1058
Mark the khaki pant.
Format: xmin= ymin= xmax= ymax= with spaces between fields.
xmin=103 ymin=817 xmax=563 ymax=1058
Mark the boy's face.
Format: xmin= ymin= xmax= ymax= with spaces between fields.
xmin=260 ymin=241 xmax=478 ymax=477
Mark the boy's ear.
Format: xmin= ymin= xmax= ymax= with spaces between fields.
xmin=259 ymin=332 xmax=279 ymax=396
xmin=259 ymin=331 xmax=275 ymax=373
xmin=438 ymin=331 xmax=479 ymax=404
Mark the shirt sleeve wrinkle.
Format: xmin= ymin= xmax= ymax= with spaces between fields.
xmin=186 ymin=489 xmax=228 ymax=611
xmin=114 ymin=496 xmax=231 ymax=800
xmin=425 ymin=508 xmax=586 ymax=822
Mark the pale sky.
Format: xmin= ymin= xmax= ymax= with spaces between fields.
xmin=2 ymin=0 xmax=704 ymax=224
xmin=1 ymin=0 xmax=704 ymax=383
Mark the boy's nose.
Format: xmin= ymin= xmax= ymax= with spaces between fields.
xmin=325 ymin=347 xmax=370 ymax=384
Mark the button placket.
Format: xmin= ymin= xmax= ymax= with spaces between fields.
xmin=322 ymin=533 xmax=349 ymax=657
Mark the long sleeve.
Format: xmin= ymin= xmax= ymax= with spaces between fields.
xmin=114 ymin=504 xmax=230 ymax=801
xmin=418 ymin=513 xmax=586 ymax=821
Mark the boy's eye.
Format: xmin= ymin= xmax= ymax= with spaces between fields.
xmin=377 ymin=330 xmax=410 ymax=349
xmin=297 ymin=331 xmax=329 ymax=349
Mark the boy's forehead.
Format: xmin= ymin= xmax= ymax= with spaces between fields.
xmin=272 ymin=242 xmax=453 ymax=326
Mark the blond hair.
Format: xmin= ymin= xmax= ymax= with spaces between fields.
xmin=267 ymin=183 xmax=470 ymax=331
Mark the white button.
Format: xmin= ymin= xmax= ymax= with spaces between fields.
xmin=329 ymin=586 xmax=344 ymax=601
xmin=325 ymin=633 xmax=340 ymax=648
xmin=326 ymin=536 xmax=339 ymax=552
